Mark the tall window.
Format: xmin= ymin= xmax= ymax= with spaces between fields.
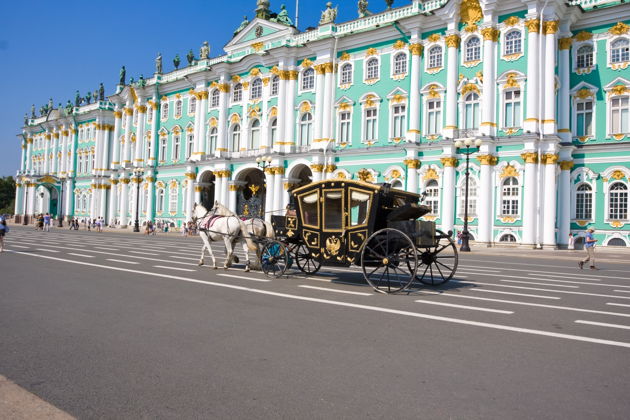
xmin=459 ymin=178 xmax=477 ymax=217
xmin=464 ymin=93 xmax=480 ymax=129
xmin=392 ymin=104 xmax=406 ymax=138
xmin=425 ymin=180 xmax=440 ymax=215
xmin=576 ymin=45 xmax=594 ymax=69
xmin=299 ymin=113 xmax=313 ymax=146
xmin=426 ymin=99 xmax=442 ymax=135
xmin=173 ymin=134 xmax=181 ymax=161
xmin=210 ymin=89 xmax=220 ymax=107
xmin=428 ymin=46 xmax=442 ymax=68
xmin=393 ymin=53 xmax=407 ymax=75
xmin=611 ymin=96 xmax=629 ymax=134
xmin=364 ymin=108 xmax=378 ymax=141
xmin=609 ymin=182 xmax=628 ymax=220
xmin=147 ymin=108 xmax=153 ymax=123
xmin=366 ymin=58 xmax=379 ymax=80
xmin=504 ymin=30 xmax=522 ymax=55
xmin=251 ymin=79 xmax=263 ymax=99
xmin=576 ymin=100 xmax=593 ymax=136
xmin=465 ymin=37 xmax=481 ymax=62
xmin=161 ymin=103 xmax=169 ymax=120
xmin=339 ymin=111 xmax=351 ymax=144
xmin=271 ymin=76 xmax=279 ymax=96
xmin=575 ymin=184 xmax=593 ymax=219
xmin=501 ymin=177 xmax=519 ymax=216
xmin=231 ymin=124 xmax=241 ymax=151
xmin=611 ymin=38 xmax=630 ymax=63
xmin=156 ymin=189 xmax=165 ymax=213
xmin=159 ymin=137 xmax=167 ymax=161
xmin=186 ymin=133 xmax=194 ymax=158
xmin=249 ymin=119 xmax=260 ymax=150
xmin=78 ymin=154 xmax=83 ymax=174
xmin=189 ymin=96 xmax=196 ymax=114
xmin=302 ymin=68 xmax=315 ymax=90
xmin=341 ymin=63 xmax=353 ymax=84
xmin=270 ymin=118 xmax=278 ymax=146
xmin=208 ymin=127 xmax=217 ymax=153
xmin=233 ymin=83 xmax=243 ymax=102
xmin=169 ymin=188 xmax=178 ymax=213
xmin=175 ymin=100 xmax=182 ymax=118
xmin=504 ymin=90 xmax=522 ymax=128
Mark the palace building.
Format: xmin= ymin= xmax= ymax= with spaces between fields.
xmin=13 ymin=0 xmax=630 ymax=248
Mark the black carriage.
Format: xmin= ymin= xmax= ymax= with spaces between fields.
xmin=262 ymin=179 xmax=458 ymax=293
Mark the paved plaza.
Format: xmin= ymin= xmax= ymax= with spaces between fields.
xmin=1 ymin=225 xmax=630 ymax=418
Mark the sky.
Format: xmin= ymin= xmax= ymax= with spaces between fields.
xmin=0 ymin=0 xmax=405 ymax=177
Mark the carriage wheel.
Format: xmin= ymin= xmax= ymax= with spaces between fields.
xmin=414 ymin=229 xmax=458 ymax=286
xmin=360 ymin=228 xmax=417 ymax=294
xmin=261 ymin=241 xmax=289 ymax=278
xmin=295 ymin=243 xmax=322 ymax=275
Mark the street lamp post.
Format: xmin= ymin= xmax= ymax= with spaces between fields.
xmin=454 ymin=138 xmax=483 ymax=252
xmin=133 ymin=168 xmax=144 ymax=232
xmin=256 ymin=155 xmax=273 ymax=170
xmin=57 ymin=178 xmax=65 ymax=227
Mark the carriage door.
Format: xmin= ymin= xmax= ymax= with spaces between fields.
xmin=346 ymin=188 xmax=373 ymax=264
xmin=321 ymin=189 xmax=347 ymax=262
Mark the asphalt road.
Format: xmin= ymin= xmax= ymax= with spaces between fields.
xmin=1 ymin=226 xmax=630 ymax=419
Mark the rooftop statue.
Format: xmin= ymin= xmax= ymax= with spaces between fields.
xmin=200 ymin=41 xmax=210 ymax=59
xmin=99 ymin=83 xmax=105 ymax=101
xmin=319 ymin=2 xmax=338 ymax=25
xmin=138 ymin=74 xmax=146 ymax=87
xmin=86 ymin=91 xmax=92 ymax=104
xmin=385 ymin=0 xmax=394 ymax=10
xmin=187 ymin=49 xmax=195 ymax=66
xmin=129 ymin=77 xmax=135 ymax=85
xmin=358 ymin=0 xmax=371 ymax=18
xmin=173 ymin=54 xmax=181 ymax=70
xmin=119 ymin=65 xmax=126 ymax=85
xmin=48 ymin=97 xmax=54 ymax=111
xmin=24 ymin=113 xmax=28 ymax=126
xmin=31 ymin=104 xmax=35 ymax=118
xmin=65 ymin=100 xmax=73 ymax=115
xmin=234 ymin=16 xmax=249 ymax=37
xmin=155 ymin=52 xmax=163 ymax=74
xmin=39 ymin=105 xmax=46 ymax=116
xmin=255 ymin=0 xmax=271 ymax=20
xmin=75 ymin=90 xmax=81 ymax=107
xmin=93 ymin=89 xmax=99 ymax=103
xmin=275 ymin=4 xmax=293 ymax=26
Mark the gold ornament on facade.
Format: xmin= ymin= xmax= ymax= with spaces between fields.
xmin=559 ymin=161 xmax=574 ymax=171
xmin=477 ymin=154 xmax=498 ymax=166
xmin=503 ymin=72 xmax=520 ymax=89
xmin=300 ymin=102 xmax=312 ymax=113
xmin=364 ymin=94 xmax=376 ymax=107
xmin=248 ymin=184 xmax=261 ymax=195
xmin=543 ymin=20 xmax=559 ymax=35
xmin=408 ymin=43 xmax=423 ymax=56
xmin=339 ymin=52 xmax=351 ymax=61
xmin=184 ymin=172 xmax=196 ymax=180
xmin=218 ymin=83 xmax=231 ymax=93
xmin=270 ymin=107 xmax=278 ymax=117
xmin=251 ymin=42 xmax=264 ymax=52
xmin=525 ymin=19 xmax=540 ymax=33
xmin=113 ymin=111 xmax=122 ymax=119
xmin=427 ymin=33 xmax=441 ymax=43
xmin=262 ymin=77 xmax=270 ymax=86
xmin=242 ymin=81 xmax=250 ymax=90
xmin=310 ymin=164 xmax=324 ymax=173
xmin=445 ymin=34 xmax=461 ymax=48
xmin=391 ymin=94 xmax=406 ymax=104
xmin=575 ymin=88 xmax=594 ymax=100
xmin=558 ymin=37 xmax=573 ymax=50
xmin=249 ymin=68 xmax=261 ymax=77
xmin=124 ymin=107 xmax=133 ymax=116
xmin=610 ymin=221 xmax=624 ymax=228
xmin=440 ymin=157 xmax=458 ymax=167
xmin=573 ymin=31 xmax=593 ymax=41
xmin=231 ymin=75 xmax=240 ymax=82
xmin=464 ymin=23 xmax=478 ymax=33
xmin=404 ymin=158 xmax=420 ymax=169
xmin=500 ymin=216 xmax=516 ymax=224
xmin=609 ymin=22 xmax=630 ymax=35
xmin=612 ymin=133 xmax=626 ymax=141
xmin=366 ymin=48 xmax=378 ymax=57
xmin=462 ymin=83 xmax=480 ymax=95
xmin=230 ymin=114 xmax=241 ymax=124
xmin=541 ymin=153 xmax=559 ymax=165
xmin=608 ymin=84 xmax=629 ymax=97
xmin=460 ymin=0 xmax=483 ymax=26
xmin=427 ymin=84 xmax=440 ymax=98
xmin=324 ymin=62 xmax=334 ymax=74
xmin=393 ymin=40 xmax=406 ymax=50
xmin=423 ymin=168 xmax=439 ymax=181
xmin=324 ymin=164 xmax=337 ymax=173
xmin=356 ymin=168 xmax=375 ymax=183
xmin=611 ymin=170 xmax=626 ymax=180
xmin=481 ymin=27 xmax=499 ymax=42
xmin=503 ymin=16 xmax=521 ymax=27
xmin=500 ymin=165 xmax=519 ymax=178
xmin=521 ymin=153 xmax=539 ymax=165
xmin=289 ymin=70 xmax=299 ymax=80
xmin=301 ymin=58 xmax=313 ymax=68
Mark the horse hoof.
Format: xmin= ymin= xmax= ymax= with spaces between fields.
xmin=233 ymin=255 xmax=240 ymax=264
xmin=213 ymin=266 xmax=218 ymax=270
xmin=245 ymin=267 xmax=250 ymax=272
xmin=198 ymin=261 xmax=204 ymax=266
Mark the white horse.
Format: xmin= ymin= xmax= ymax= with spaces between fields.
xmin=191 ymin=202 xmax=255 ymax=270
xmin=207 ymin=203 xmax=275 ymax=272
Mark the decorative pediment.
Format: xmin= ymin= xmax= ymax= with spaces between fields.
xmin=386 ymin=87 xmax=408 ymax=103
xmin=570 ymin=81 xmax=599 ymax=99
xmin=225 ymin=18 xmax=296 ymax=55
xmin=604 ymin=77 xmax=630 ymax=97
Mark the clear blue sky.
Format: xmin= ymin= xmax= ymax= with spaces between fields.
xmin=0 ymin=0 xmax=402 ymax=177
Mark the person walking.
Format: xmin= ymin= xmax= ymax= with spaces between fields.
xmin=43 ymin=213 xmax=51 ymax=232
xmin=0 ymin=218 xmax=9 ymax=252
xmin=579 ymin=228 xmax=598 ymax=270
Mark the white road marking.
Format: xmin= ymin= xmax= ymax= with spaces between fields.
xmin=36 ymin=248 xmax=60 ymax=253
xmin=299 ymin=285 xmax=372 ymax=296
xmin=470 ymin=289 xmax=561 ymax=300
xmin=500 ymin=279 xmax=579 ymax=288
xmin=453 ymin=280 xmax=630 ymax=300
xmin=106 ymin=259 xmax=139 ymax=265
xmin=575 ymin=320 xmax=630 ymax=330
xmin=421 ymin=291 xmax=630 ymax=318
xmin=464 ymin=261 xmax=630 ymax=278
xmin=170 ymin=255 xmax=200 ymax=261
xmin=532 ymin=272 xmax=601 ymax=281
xmin=415 ymin=300 xmax=514 ymax=314
xmin=217 ymin=273 xmax=271 ymax=282
xmin=67 ymin=253 xmax=95 ymax=258
xmin=459 ymin=271 xmax=582 ymax=285
xmin=614 ymin=290 xmax=630 ymax=293
xmin=95 ymin=246 xmax=119 ymax=251
xmin=607 ymin=302 xmax=630 ymax=308
xmin=8 ymin=245 xmax=29 ymax=248
xmin=153 ymin=265 xmax=196 ymax=272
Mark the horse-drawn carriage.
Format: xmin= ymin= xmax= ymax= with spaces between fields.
xmin=261 ymin=179 xmax=458 ymax=294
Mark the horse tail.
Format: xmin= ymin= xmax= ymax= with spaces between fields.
xmin=264 ymin=220 xmax=275 ymax=239
xmin=236 ymin=218 xmax=258 ymax=252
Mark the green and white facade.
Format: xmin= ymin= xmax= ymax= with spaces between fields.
xmin=14 ymin=0 xmax=630 ymax=248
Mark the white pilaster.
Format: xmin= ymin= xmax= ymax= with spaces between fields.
xmin=444 ymin=33 xmax=460 ymax=138
xmin=134 ymin=104 xmax=146 ymax=167
xmin=65 ymin=178 xmax=74 ymax=218
xmin=407 ymin=42 xmax=422 ymax=142
xmin=480 ymin=26 xmax=498 ymax=136
xmin=111 ymin=108 xmax=122 ymax=168
xmin=543 ymin=20 xmax=558 ymax=135
xmin=148 ymin=101 xmax=158 ymax=166
xmin=541 ymin=153 xmax=558 ymax=247
xmin=276 ymin=71 xmax=287 ymax=151
xmin=557 ymin=160 xmax=573 ymax=247
xmin=122 ymin=104 xmax=133 ymax=166
xmin=440 ymin=157 xmax=457 ymax=234
xmin=524 ymin=17 xmax=540 ymax=133
xmin=521 ymin=152 xmax=538 ymax=246
xmin=313 ymin=65 xmax=326 ymax=146
xmin=477 ymin=155 xmax=496 ymax=244
xmin=216 ymin=79 xmax=229 ymax=154
xmin=558 ymin=35 xmax=572 ymax=142
xmin=119 ymin=174 xmax=129 ymax=227
xmin=108 ymin=178 xmax=118 ymax=226
xmin=322 ymin=63 xmax=334 ymax=142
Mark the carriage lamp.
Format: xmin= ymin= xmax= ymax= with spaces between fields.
xmin=454 ymin=138 xmax=483 ymax=252
xmin=256 ymin=155 xmax=273 ymax=169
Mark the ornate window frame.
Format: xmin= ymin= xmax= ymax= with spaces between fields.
xmin=359 ymin=93 xmax=381 ymax=144
xmin=570 ymin=82 xmax=598 ymax=142
xmin=210 ymin=89 xmax=220 ymax=109
xmin=171 ymin=126 xmax=182 ymax=162
xmin=270 ymin=75 xmax=280 ymax=97
xmin=335 ymin=97 xmax=354 ymax=146
xmin=494 ymin=161 xmax=524 ymax=222
xmin=461 ymin=33 xmax=482 ymax=67
xmin=607 ymin=35 xmax=630 ymax=70
xmin=604 ymin=77 xmax=630 ymax=138
xmin=300 ymin=67 xmax=315 ymax=93
xmin=456 ymin=162 xmax=480 ymax=220
xmin=602 ymin=166 xmax=630 ymax=225
xmin=570 ymin=167 xmax=598 ymax=224
xmin=250 ymin=78 xmax=263 ymax=100
xmin=418 ymin=164 xmax=442 ymax=220
xmin=364 ymin=56 xmax=380 ymax=85
xmin=339 ymin=62 xmax=354 ymax=89
xmin=500 ymin=18 xmax=525 ymax=62
xmin=390 ymin=51 xmax=409 ymax=80
xmin=232 ymin=83 xmax=243 ymax=103
xmin=386 ymin=88 xmax=408 ymax=143
xmin=572 ymin=38 xmax=596 ymax=74
xmin=425 ymin=41 xmax=444 ymax=74
xmin=188 ymin=95 xmax=197 ymax=116
xmin=457 ymin=79 xmax=482 ymax=130
xmin=496 ymin=71 xmax=526 ymax=132
xmin=421 ymin=83 xmax=445 ymax=138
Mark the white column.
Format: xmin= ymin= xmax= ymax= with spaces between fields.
xmin=480 ymin=27 xmax=498 ymax=136
xmin=101 ymin=125 xmax=111 ymax=172
xmin=440 ymin=157 xmax=457 ymax=234
xmin=19 ymin=140 xmax=26 ymax=172
xmin=146 ymin=177 xmax=155 ymax=223
xmin=542 ymin=154 xmax=558 ymax=247
xmin=148 ymin=102 xmax=158 ymax=166
xmin=321 ymin=63 xmax=334 ymax=142
xmin=407 ymin=43 xmax=422 ymax=142
xmin=197 ymin=91 xmax=208 ymax=157
xmin=14 ymin=185 xmax=23 ymax=215
xmin=134 ymin=104 xmax=146 ymax=167
xmin=94 ymin=122 xmax=104 ymax=173
xmin=557 ymin=160 xmax=573 ymax=247
xmin=520 ymin=152 xmax=538 ymax=246
xmin=261 ymin=80 xmax=271 ymax=150
xmin=477 ymin=155 xmax=496 ymax=244
xmin=524 ymin=17 xmax=540 ymax=133
xmin=122 ymin=105 xmax=133 ymax=165
xmin=68 ymin=127 xmax=77 ymax=178
xmin=51 ymin=132 xmax=60 ymax=175
xmin=214 ymin=173 xmax=224 ymax=205
xmin=228 ymin=184 xmax=237 ymax=213
xmin=192 ymin=91 xmax=203 ymax=158
xmin=194 ymin=185 xmax=201 ymax=205
xmin=100 ymin=184 xmax=108 ymax=219
xmin=108 ymin=177 xmax=118 ymax=225
xmin=119 ymin=174 xmax=129 ymax=227
xmin=264 ymin=171 xmax=274 ymax=222
xmin=27 ymin=184 xmax=36 ymax=216
xmin=558 ymin=36 xmax=571 ymax=142
xmin=185 ymin=168 xmax=195 ymax=221
xmin=89 ymin=180 xmax=97 ymax=219
xmin=543 ymin=20 xmax=558 ymax=135
xmin=444 ymin=34 xmax=460 ymax=138
xmin=111 ymin=109 xmax=122 ymax=168
xmin=276 ymin=71 xmax=287 ymax=151
xmin=65 ymin=179 xmax=74 ymax=218
xmin=405 ymin=159 xmax=419 ymax=193
xmin=273 ymin=169 xmax=283 ymax=215
xmin=44 ymin=132 xmax=51 ymax=174
xmin=26 ymin=138 xmax=33 ymax=172
xmin=216 ymin=81 xmax=229 ymax=154
xmin=313 ymin=64 xmax=326 ymax=145
xmin=59 ymin=130 xmax=67 ymax=176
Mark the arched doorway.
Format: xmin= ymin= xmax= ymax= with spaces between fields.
xmin=36 ymin=184 xmax=58 ymax=216
xmin=236 ymin=168 xmax=266 ymax=217
xmin=198 ymin=171 xmax=215 ymax=209
xmin=289 ymin=164 xmax=313 ymax=190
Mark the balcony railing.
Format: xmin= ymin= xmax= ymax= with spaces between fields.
xmin=453 ymin=128 xmax=480 ymax=139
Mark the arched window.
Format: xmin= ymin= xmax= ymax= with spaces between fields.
xmin=249 ymin=119 xmax=260 ymax=150
xmin=504 ymin=30 xmax=522 ymax=55
xmin=302 ymin=68 xmax=315 ymax=90
xmin=608 ymin=238 xmax=628 ymax=247
xmin=208 ymin=127 xmax=217 ymax=153
xmin=393 ymin=53 xmax=407 ymax=75
xmin=156 ymin=189 xmax=165 ymax=213
xmin=576 ymin=100 xmax=593 ymax=136
xmin=428 ymin=46 xmax=442 ymax=68
xmin=233 ymin=83 xmax=243 ymax=102
xmin=341 ymin=63 xmax=353 ymax=85
xmin=161 ymin=102 xmax=169 ymax=120
xmin=425 ymin=180 xmax=440 ymax=215
xmin=231 ymin=124 xmax=241 ymax=151
xmin=465 ymin=37 xmax=481 ymax=62
xmin=501 ymin=177 xmax=519 ymax=216
xmin=463 ymin=92 xmax=480 ymax=129
xmin=609 ymin=182 xmax=628 ymax=220
xmin=188 ymin=96 xmax=196 ymax=114
xmin=175 ymin=100 xmax=183 ymax=117
xmin=504 ymin=90 xmax=522 ymax=128
xmin=186 ymin=133 xmax=194 ymax=158
xmin=173 ymin=133 xmax=181 ymax=161
xmin=499 ymin=234 xmax=517 ymax=243
xmin=459 ymin=178 xmax=477 ymax=217
xmin=391 ymin=179 xmax=403 ymax=189
xmin=392 ymin=104 xmax=406 ymax=138
xmin=147 ymin=107 xmax=153 ymax=123
xmin=611 ymin=38 xmax=630 ymax=63
xmin=169 ymin=187 xmax=178 ymax=213
xmin=299 ymin=113 xmax=313 ymax=146
xmin=576 ymin=183 xmax=593 ymax=220
xmin=251 ymin=78 xmax=263 ymax=99
xmin=271 ymin=76 xmax=280 ymax=96
xmin=577 ymin=45 xmax=594 ymax=69
xmin=159 ymin=136 xmax=167 ymax=161
xmin=366 ymin=58 xmax=379 ymax=80
xmin=610 ymin=95 xmax=629 ymax=134
xmin=269 ymin=118 xmax=278 ymax=146
xmin=210 ymin=89 xmax=220 ymax=108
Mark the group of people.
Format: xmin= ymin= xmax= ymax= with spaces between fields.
xmin=0 ymin=215 xmax=9 ymax=252
xmin=181 ymin=221 xmax=198 ymax=237
xmin=65 ymin=217 xmax=106 ymax=232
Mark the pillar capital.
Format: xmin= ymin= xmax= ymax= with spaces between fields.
xmin=541 ymin=153 xmax=559 ymax=165
xmin=403 ymin=158 xmax=420 ymax=169
xmin=524 ymin=18 xmax=540 ymax=33
xmin=476 ymin=155 xmax=498 ymax=166
xmin=440 ymin=157 xmax=459 ymax=167
xmin=520 ymin=152 xmax=539 ymax=164
xmin=445 ymin=34 xmax=461 ymax=48
xmin=480 ymin=27 xmax=499 ymax=42
xmin=409 ymin=43 xmax=424 ymax=56
xmin=543 ymin=20 xmax=559 ymax=35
